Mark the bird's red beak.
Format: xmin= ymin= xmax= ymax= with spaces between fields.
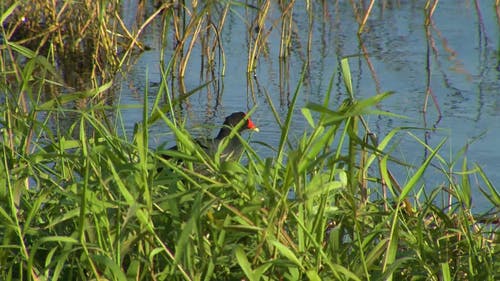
xmin=247 ymin=118 xmax=259 ymax=132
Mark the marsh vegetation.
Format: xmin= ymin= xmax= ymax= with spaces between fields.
xmin=1 ymin=0 xmax=498 ymax=280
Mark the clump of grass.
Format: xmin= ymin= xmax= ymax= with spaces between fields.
xmin=1 ymin=54 xmax=497 ymax=280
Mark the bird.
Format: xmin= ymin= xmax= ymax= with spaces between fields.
xmin=162 ymin=112 xmax=259 ymax=163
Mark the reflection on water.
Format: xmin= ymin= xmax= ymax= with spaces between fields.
xmin=118 ymin=1 xmax=499 ymax=209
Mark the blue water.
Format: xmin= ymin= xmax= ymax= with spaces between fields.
xmin=118 ymin=1 xmax=499 ymax=211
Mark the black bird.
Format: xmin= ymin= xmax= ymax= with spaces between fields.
xmin=163 ymin=112 xmax=259 ymax=162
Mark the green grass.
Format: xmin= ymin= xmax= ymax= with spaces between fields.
xmin=1 ymin=53 xmax=498 ymax=280
xmin=1 ymin=1 xmax=499 ymax=280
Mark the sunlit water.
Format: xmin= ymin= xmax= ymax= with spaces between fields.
xmin=118 ymin=1 xmax=499 ymax=211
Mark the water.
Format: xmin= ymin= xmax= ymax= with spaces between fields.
xmin=118 ymin=1 xmax=499 ymax=210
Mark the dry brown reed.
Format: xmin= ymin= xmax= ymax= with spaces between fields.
xmin=3 ymin=0 xmax=152 ymax=92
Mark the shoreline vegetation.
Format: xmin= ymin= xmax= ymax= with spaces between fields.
xmin=1 ymin=1 xmax=498 ymax=280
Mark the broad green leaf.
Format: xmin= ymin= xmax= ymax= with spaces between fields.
xmin=270 ymin=240 xmax=304 ymax=271
xmin=301 ymin=107 xmax=315 ymax=127
xmin=441 ymin=262 xmax=451 ymax=281
xmin=235 ymin=246 xmax=257 ymax=281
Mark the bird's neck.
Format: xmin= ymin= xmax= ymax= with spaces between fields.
xmin=215 ymin=127 xmax=232 ymax=140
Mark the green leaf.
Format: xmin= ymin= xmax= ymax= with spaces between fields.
xmin=270 ymin=240 xmax=304 ymax=271
xmin=341 ymin=58 xmax=353 ymax=97
xmin=460 ymin=157 xmax=472 ymax=208
xmin=306 ymin=174 xmax=343 ymax=199
xmin=8 ymin=41 xmax=36 ymax=58
xmin=91 ymin=254 xmax=128 ymax=281
xmin=235 ymin=246 xmax=257 ymax=281
xmin=301 ymin=107 xmax=315 ymax=127
xmin=440 ymin=262 xmax=451 ymax=281
xmin=1 ymin=3 xmax=19 ymax=24
xmin=37 ymin=82 xmax=112 ymax=110
xmin=399 ymin=138 xmax=446 ymax=202
xmin=475 ymin=164 xmax=500 ymax=207
xmin=306 ymin=270 xmax=322 ymax=281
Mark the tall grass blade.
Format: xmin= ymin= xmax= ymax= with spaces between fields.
xmin=399 ymin=138 xmax=446 ymax=202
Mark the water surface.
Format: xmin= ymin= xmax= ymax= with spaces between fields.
xmin=119 ymin=1 xmax=499 ymax=210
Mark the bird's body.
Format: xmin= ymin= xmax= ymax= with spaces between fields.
xmin=163 ymin=112 xmax=258 ymax=162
